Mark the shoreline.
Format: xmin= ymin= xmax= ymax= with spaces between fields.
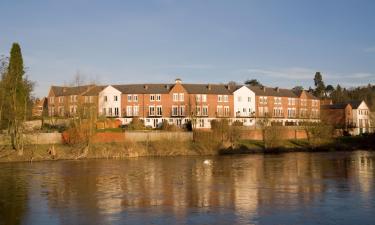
xmin=0 ymin=135 xmax=374 ymax=163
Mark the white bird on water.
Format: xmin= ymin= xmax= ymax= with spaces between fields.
xmin=203 ymin=159 xmax=212 ymax=166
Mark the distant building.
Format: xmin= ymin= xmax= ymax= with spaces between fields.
xmin=32 ymin=97 xmax=48 ymax=117
xmin=321 ymin=100 xmax=372 ymax=135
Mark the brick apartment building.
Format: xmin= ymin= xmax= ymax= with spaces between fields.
xmin=250 ymin=86 xmax=320 ymax=125
xmin=47 ymin=79 xmax=321 ymax=128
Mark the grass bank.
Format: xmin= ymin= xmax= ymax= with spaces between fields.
xmin=1 ymin=133 xmax=374 ymax=163
xmin=220 ymin=134 xmax=375 ymax=154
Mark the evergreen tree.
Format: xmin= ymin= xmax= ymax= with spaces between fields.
xmin=245 ymin=79 xmax=262 ymax=86
xmin=2 ymin=43 xmax=32 ymax=152
xmin=313 ymin=72 xmax=326 ymax=98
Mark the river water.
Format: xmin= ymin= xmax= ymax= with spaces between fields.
xmin=0 ymin=151 xmax=374 ymax=225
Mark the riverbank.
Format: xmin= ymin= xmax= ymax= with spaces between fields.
xmin=220 ymin=134 xmax=375 ymax=154
xmin=0 ymin=134 xmax=374 ymax=163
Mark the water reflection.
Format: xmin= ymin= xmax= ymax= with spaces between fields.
xmin=0 ymin=151 xmax=374 ymax=225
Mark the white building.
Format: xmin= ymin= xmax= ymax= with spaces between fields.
xmin=98 ymin=85 xmax=122 ymax=117
xmin=233 ymin=85 xmax=256 ymax=126
xmin=351 ymin=100 xmax=372 ymax=134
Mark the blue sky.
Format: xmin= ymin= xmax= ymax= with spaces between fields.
xmin=1 ymin=0 xmax=375 ymax=97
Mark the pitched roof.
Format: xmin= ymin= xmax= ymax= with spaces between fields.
xmin=347 ymin=100 xmax=363 ymax=109
xmin=321 ymin=103 xmax=350 ymax=110
xmin=112 ymin=84 xmax=173 ymax=94
xmin=50 ymin=85 xmax=95 ymax=96
xmin=181 ymin=84 xmax=232 ymax=94
xmin=82 ymin=86 xmax=105 ymax=96
xmin=248 ymin=85 xmax=298 ymax=98
xmin=320 ymin=100 xmax=365 ymax=110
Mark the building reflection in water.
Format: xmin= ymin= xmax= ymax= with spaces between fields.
xmin=0 ymin=151 xmax=374 ymax=224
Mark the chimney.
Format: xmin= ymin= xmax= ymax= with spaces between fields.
xmin=63 ymin=87 xmax=67 ymax=93
xmin=275 ymin=87 xmax=280 ymax=92
xmin=207 ymin=84 xmax=212 ymax=90
xmin=262 ymin=86 xmax=266 ymax=92
xmin=144 ymin=85 xmax=149 ymax=90
xmin=226 ymin=85 xmax=231 ymax=90
xmin=175 ymin=78 xmax=182 ymax=84
xmin=165 ymin=84 xmax=170 ymax=89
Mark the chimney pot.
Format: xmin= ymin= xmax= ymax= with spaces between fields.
xmin=208 ymin=84 xmax=212 ymax=90
xmin=144 ymin=85 xmax=149 ymax=90
xmin=175 ymin=78 xmax=182 ymax=84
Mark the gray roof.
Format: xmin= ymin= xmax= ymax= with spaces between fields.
xmin=112 ymin=84 xmax=173 ymax=94
xmin=248 ymin=85 xmax=298 ymax=98
xmin=321 ymin=103 xmax=349 ymax=110
xmin=50 ymin=85 xmax=95 ymax=96
xmin=181 ymin=84 xmax=232 ymax=94
xmin=320 ymin=100 xmax=365 ymax=110
xmin=347 ymin=100 xmax=363 ymax=109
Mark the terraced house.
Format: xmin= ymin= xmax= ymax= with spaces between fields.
xmin=250 ymin=86 xmax=320 ymax=125
xmin=47 ymin=85 xmax=96 ymax=117
xmin=47 ymin=79 xmax=321 ymax=128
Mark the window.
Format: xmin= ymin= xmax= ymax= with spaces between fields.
xmin=273 ymin=107 xmax=283 ymax=117
xmin=258 ymin=106 xmax=269 ymax=116
xmin=149 ymin=106 xmax=155 ymax=116
xmin=300 ymin=108 xmax=308 ymax=117
xmin=103 ymin=108 xmax=106 ymax=115
xmin=223 ymin=95 xmax=229 ymax=102
xmin=274 ymin=97 xmax=282 ymax=105
xmin=202 ymin=95 xmax=207 ymax=102
xmin=109 ymin=108 xmax=113 ymax=116
xmin=133 ymin=105 xmax=139 ymax=116
xmin=115 ymin=107 xmax=119 ymax=116
xmin=173 ymin=93 xmax=179 ymax=102
xmin=172 ymin=106 xmax=178 ymax=116
xmin=248 ymin=97 xmax=251 ymax=102
xmin=179 ymin=93 xmax=184 ymax=101
xmin=202 ymin=106 xmax=208 ymax=116
xmin=218 ymin=95 xmax=223 ymax=102
xmin=127 ymin=106 xmax=132 ymax=116
xmin=59 ymin=97 xmax=64 ymax=103
xmin=127 ymin=95 xmax=132 ymax=102
xmin=301 ymin=99 xmax=307 ymax=106
xmin=237 ymin=96 xmax=242 ymax=102
xmin=133 ymin=95 xmax=138 ymax=102
xmin=287 ymin=108 xmax=296 ymax=118
xmin=104 ymin=96 xmax=108 ymax=102
xmin=84 ymin=96 xmax=89 ymax=103
xmin=49 ymin=97 xmax=54 ymax=104
xmin=89 ymin=96 xmax=93 ymax=103
xmin=196 ymin=106 xmax=201 ymax=116
xmin=114 ymin=96 xmax=118 ymax=101
xmin=199 ymin=119 xmax=204 ymax=128
xmin=179 ymin=106 xmax=185 ymax=116
xmin=156 ymin=106 xmax=162 ymax=116
xmin=260 ymin=96 xmax=267 ymax=104
xmin=288 ymin=98 xmax=296 ymax=106
xmin=156 ymin=94 xmax=161 ymax=101
xmin=224 ymin=106 xmax=230 ymax=116
xmin=150 ymin=94 xmax=155 ymax=101
xmin=195 ymin=94 xmax=201 ymax=102
xmin=217 ymin=105 xmax=223 ymax=116
xmin=70 ymin=95 xmax=77 ymax=103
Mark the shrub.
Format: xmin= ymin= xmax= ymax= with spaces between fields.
xmin=127 ymin=117 xmax=146 ymax=130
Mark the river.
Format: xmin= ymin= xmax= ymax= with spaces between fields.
xmin=0 ymin=151 xmax=374 ymax=225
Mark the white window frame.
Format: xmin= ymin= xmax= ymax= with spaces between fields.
xmin=179 ymin=93 xmax=184 ymax=102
